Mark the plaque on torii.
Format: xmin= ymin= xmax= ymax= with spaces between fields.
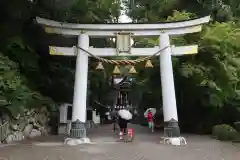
xmin=116 ymin=32 xmax=133 ymax=55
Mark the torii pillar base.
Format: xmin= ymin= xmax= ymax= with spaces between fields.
xmin=64 ymin=137 xmax=91 ymax=146
xmin=164 ymin=119 xmax=180 ymax=137
xmin=160 ymin=119 xmax=186 ymax=146
xmin=160 ymin=137 xmax=187 ymax=146
xmin=70 ymin=120 xmax=86 ymax=138
xmin=64 ymin=120 xmax=91 ymax=146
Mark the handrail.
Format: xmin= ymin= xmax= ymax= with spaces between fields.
xmin=0 ymin=122 xmax=9 ymax=142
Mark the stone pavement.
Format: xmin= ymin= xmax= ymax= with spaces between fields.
xmin=0 ymin=124 xmax=239 ymax=160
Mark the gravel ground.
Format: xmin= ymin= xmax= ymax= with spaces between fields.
xmin=0 ymin=124 xmax=239 ymax=160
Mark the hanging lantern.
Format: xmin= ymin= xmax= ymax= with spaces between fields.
xmin=95 ymin=62 xmax=104 ymax=70
xmin=128 ymin=66 xmax=137 ymax=74
xmin=145 ymin=59 xmax=153 ymax=68
xmin=113 ymin=65 xmax=121 ymax=74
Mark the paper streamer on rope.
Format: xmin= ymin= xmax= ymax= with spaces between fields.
xmin=128 ymin=66 xmax=137 ymax=74
xmin=113 ymin=65 xmax=121 ymax=74
xmin=95 ymin=62 xmax=104 ymax=70
xmin=145 ymin=60 xmax=153 ymax=68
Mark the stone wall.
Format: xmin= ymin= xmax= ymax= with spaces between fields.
xmin=0 ymin=106 xmax=50 ymax=144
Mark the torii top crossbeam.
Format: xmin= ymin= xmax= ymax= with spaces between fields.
xmin=36 ymin=16 xmax=210 ymax=37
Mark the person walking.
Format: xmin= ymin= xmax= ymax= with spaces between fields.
xmin=147 ymin=110 xmax=154 ymax=132
xmin=118 ymin=116 xmax=128 ymax=140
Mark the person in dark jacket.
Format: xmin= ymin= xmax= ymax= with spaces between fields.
xmin=118 ymin=116 xmax=129 ymax=136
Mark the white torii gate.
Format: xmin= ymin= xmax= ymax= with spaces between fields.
xmin=36 ymin=16 xmax=210 ymax=145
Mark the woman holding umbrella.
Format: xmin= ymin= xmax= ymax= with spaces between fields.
xmin=144 ymin=108 xmax=156 ymax=132
xmin=147 ymin=110 xmax=154 ymax=132
xmin=118 ymin=109 xmax=132 ymax=141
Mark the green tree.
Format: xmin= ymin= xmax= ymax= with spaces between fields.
xmin=0 ymin=0 xmax=122 ymax=115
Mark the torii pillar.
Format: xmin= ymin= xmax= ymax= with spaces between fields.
xmin=70 ymin=34 xmax=89 ymax=138
xmin=160 ymin=33 xmax=180 ymax=137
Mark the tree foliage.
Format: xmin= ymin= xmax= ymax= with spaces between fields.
xmin=0 ymin=0 xmax=121 ymax=117
xmin=0 ymin=52 xmax=54 ymax=117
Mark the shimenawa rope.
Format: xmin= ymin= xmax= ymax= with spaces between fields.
xmin=74 ymin=45 xmax=170 ymax=65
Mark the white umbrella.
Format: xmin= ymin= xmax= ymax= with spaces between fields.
xmin=118 ymin=109 xmax=132 ymax=120
xmin=144 ymin=108 xmax=156 ymax=118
